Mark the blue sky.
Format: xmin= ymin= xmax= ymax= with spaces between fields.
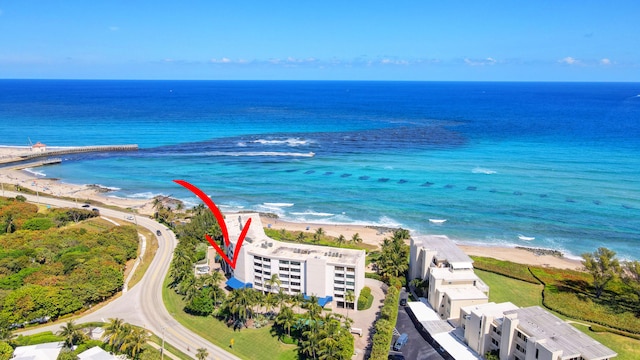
xmin=0 ymin=1 xmax=638 ymax=81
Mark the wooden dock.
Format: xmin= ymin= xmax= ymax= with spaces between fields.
xmin=0 ymin=144 xmax=138 ymax=166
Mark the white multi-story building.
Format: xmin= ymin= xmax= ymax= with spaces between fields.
xmin=460 ymin=303 xmax=617 ymax=360
xmin=408 ymin=235 xmax=615 ymax=360
xmin=409 ymin=235 xmax=489 ymax=321
xmin=222 ymin=213 xmax=366 ymax=308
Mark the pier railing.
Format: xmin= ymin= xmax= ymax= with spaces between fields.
xmin=0 ymin=145 xmax=138 ymax=165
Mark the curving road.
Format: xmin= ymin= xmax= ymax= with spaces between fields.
xmin=9 ymin=191 xmax=239 ymax=360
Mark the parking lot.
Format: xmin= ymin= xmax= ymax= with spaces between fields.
xmin=392 ymin=304 xmax=444 ymax=360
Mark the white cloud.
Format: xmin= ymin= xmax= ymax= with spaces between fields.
xmin=464 ymin=57 xmax=498 ymax=66
xmin=559 ymin=56 xmax=579 ymax=65
xmin=211 ymin=57 xmax=232 ymax=64
xmin=380 ymin=58 xmax=410 ymax=65
xmin=600 ymin=58 xmax=612 ymax=65
xmin=109 ymin=26 xmax=119 ymax=32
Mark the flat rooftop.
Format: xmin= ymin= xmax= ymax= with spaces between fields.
xmin=430 ymin=267 xmax=481 ymax=281
xmin=462 ymin=302 xmax=519 ymax=318
xmin=445 ymin=286 xmax=489 ymax=301
xmin=505 ymin=306 xmax=616 ymax=360
xmin=413 ymin=235 xmax=473 ymax=266
xmin=226 ymin=213 xmax=365 ymax=263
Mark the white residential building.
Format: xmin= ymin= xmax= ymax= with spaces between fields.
xmin=409 ymin=235 xmax=489 ymax=321
xmin=460 ymin=304 xmax=617 ymax=360
xmin=222 ymin=213 xmax=366 ymax=308
xmin=12 ymin=342 xmax=63 ymax=360
xmin=78 ymin=346 xmax=119 ymax=360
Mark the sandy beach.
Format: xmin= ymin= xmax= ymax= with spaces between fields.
xmin=0 ymin=148 xmax=584 ymax=272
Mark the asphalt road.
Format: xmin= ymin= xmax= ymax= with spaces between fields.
xmin=393 ymin=304 xmax=444 ymax=360
xmin=10 ymin=191 xmax=239 ymax=360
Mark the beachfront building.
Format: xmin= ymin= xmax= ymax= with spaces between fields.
xmin=221 ymin=213 xmax=366 ymax=309
xmin=31 ymin=141 xmax=47 ymax=152
xmin=459 ymin=303 xmax=617 ymax=360
xmin=409 ymin=235 xmax=489 ymax=321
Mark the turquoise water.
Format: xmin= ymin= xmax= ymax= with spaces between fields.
xmin=1 ymin=80 xmax=639 ymax=259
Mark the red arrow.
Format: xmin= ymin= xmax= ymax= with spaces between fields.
xmin=173 ymin=180 xmax=251 ymax=270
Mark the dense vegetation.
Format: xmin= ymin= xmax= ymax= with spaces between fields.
xmin=357 ymin=286 xmax=373 ymax=310
xmin=472 ymin=247 xmax=640 ymax=336
xmin=0 ymin=196 xmax=138 ymax=329
xmin=368 ymin=229 xmax=410 ymax=360
xmin=12 ymin=319 xmax=158 ymax=360
xmin=168 ymin=207 xmax=355 ymax=359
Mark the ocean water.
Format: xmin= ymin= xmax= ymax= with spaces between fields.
xmin=1 ymin=80 xmax=639 ymax=259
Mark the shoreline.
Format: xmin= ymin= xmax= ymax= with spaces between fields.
xmin=0 ymin=158 xmax=584 ymax=272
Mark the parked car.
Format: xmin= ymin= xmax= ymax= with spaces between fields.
xmin=388 ymin=352 xmax=406 ymax=360
xmin=399 ymin=292 xmax=408 ymax=306
xmin=81 ymin=204 xmax=90 ymax=208
xmin=393 ymin=333 xmax=408 ymax=351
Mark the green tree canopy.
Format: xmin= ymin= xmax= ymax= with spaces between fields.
xmin=581 ymin=247 xmax=621 ymax=298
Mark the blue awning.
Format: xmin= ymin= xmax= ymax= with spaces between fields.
xmin=225 ymin=277 xmax=252 ymax=290
xmin=303 ymin=294 xmax=333 ymax=307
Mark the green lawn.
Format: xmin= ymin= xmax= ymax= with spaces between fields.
xmin=475 ymin=269 xmax=543 ymax=308
xmin=572 ymin=323 xmax=640 ymax=360
xmin=475 ymin=269 xmax=640 ymax=359
xmin=162 ymin=276 xmax=298 ymax=360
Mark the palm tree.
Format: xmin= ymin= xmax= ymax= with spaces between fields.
xmin=318 ymin=334 xmax=340 ymax=360
xmin=200 ymin=271 xmax=225 ymax=308
xmin=264 ymin=293 xmax=279 ymax=318
xmin=296 ymin=232 xmax=306 ymax=243
xmin=350 ymin=232 xmax=362 ymax=244
xmin=102 ymin=318 xmax=125 ymax=348
xmin=313 ymin=228 xmax=325 ymax=243
xmin=290 ymin=292 xmax=305 ymax=314
xmin=226 ymin=288 xmax=251 ymax=328
xmin=196 ymin=347 xmax=208 ymax=360
xmin=275 ymin=306 xmax=295 ymax=337
xmin=393 ymin=228 xmax=411 ymax=241
xmin=336 ymin=234 xmax=346 ymax=247
xmin=57 ymin=320 xmax=85 ymax=348
xmin=152 ymin=198 xmax=164 ymax=219
xmin=301 ymin=329 xmax=320 ymax=359
xmin=266 ymin=274 xmax=281 ymax=293
xmin=121 ymin=327 xmax=148 ymax=359
xmin=345 ymin=290 xmax=355 ymax=320
xmin=306 ymin=297 xmax=322 ymax=323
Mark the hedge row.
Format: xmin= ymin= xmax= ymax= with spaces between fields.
xmin=357 ymin=286 xmax=374 ymax=310
xmin=369 ymin=285 xmax=400 ymax=360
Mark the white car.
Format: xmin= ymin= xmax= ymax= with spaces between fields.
xmin=125 ymin=215 xmax=134 ymax=220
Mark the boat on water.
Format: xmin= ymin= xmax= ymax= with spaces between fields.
xmin=518 ymin=234 xmax=535 ymax=241
xmin=429 ymin=219 xmax=447 ymax=224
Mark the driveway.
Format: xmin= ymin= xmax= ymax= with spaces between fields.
xmin=393 ymin=304 xmax=444 ymax=360
xmin=330 ymin=278 xmax=387 ymax=359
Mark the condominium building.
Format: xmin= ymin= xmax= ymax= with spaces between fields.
xmin=222 ymin=213 xmax=366 ymax=308
xmin=460 ymin=304 xmax=617 ymax=360
xmin=409 ymin=235 xmax=489 ymax=321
